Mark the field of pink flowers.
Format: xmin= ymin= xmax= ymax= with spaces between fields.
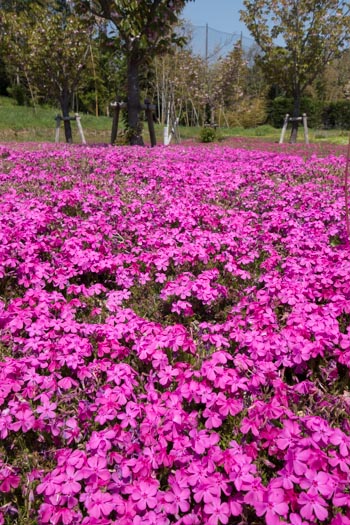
xmin=1 ymin=142 xmax=350 ymax=525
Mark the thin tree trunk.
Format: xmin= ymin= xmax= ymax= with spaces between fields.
xmin=290 ymin=87 xmax=301 ymax=144
xmin=60 ymin=89 xmax=73 ymax=144
xmin=127 ymin=54 xmax=144 ymax=146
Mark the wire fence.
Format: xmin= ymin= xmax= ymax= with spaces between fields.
xmin=187 ymin=24 xmax=256 ymax=63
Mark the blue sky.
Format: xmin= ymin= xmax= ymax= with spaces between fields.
xmin=182 ymin=0 xmax=249 ymax=37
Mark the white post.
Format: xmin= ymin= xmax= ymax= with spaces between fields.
xmin=75 ymin=114 xmax=86 ymax=145
xmin=163 ymin=126 xmax=170 ymax=145
xmin=302 ymin=113 xmax=309 ymax=144
xmin=164 ymin=103 xmax=171 ymax=145
xmin=279 ymin=113 xmax=289 ymax=144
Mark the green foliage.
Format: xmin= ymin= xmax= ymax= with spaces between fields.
xmin=225 ymin=96 xmax=267 ymax=128
xmin=77 ymin=0 xmax=194 ymax=144
xmin=199 ymin=126 xmax=217 ymax=143
xmin=323 ymin=100 xmax=350 ymax=129
xmin=267 ymin=96 xmax=324 ymax=128
xmin=241 ymin=0 xmax=350 ymax=97
xmin=241 ymin=0 xmax=350 ymax=142
xmin=213 ymin=42 xmax=248 ymax=109
xmin=1 ymin=4 xmax=94 ymax=108
xmin=7 ymin=85 xmax=28 ymax=106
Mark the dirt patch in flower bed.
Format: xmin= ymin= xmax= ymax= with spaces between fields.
xmin=0 ymin=142 xmax=350 ymax=524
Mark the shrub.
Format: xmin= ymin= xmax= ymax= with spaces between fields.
xmin=322 ymin=100 xmax=350 ymax=129
xmin=224 ymin=97 xmax=267 ymax=129
xmin=267 ymin=96 xmax=324 ymax=128
xmin=199 ymin=126 xmax=216 ymax=143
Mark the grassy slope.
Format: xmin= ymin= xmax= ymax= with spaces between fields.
xmin=0 ymin=96 xmax=349 ymax=145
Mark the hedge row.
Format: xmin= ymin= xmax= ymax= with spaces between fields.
xmin=267 ymin=96 xmax=350 ymax=129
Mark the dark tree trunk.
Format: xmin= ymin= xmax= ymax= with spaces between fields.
xmin=127 ymin=54 xmax=144 ymax=146
xmin=290 ymin=87 xmax=301 ymax=144
xmin=60 ymin=88 xmax=73 ymax=144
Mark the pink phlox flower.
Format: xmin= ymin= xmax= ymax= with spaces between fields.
xmin=164 ymin=482 xmax=191 ymax=514
xmin=300 ymin=469 xmax=335 ymax=498
xmin=254 ymin=488 xmax=289 ymax=525
xmin=48 ymin=506 xmax=79 ymax=525
xmin=158 ymin=365 xmax=179 ymax=386
xmin=298 ymin=491 xmax=328 ymax=521
xmin=215 ymin=392 xmax=243 ymax=417
xmin=176 ymin=512 xmax=201 ymax=524
xmin=332 ymin=489 xmax=350 ymax=507
xmin=0 ymin=409 xmax=12 ymax=439
xmin=330 ymin=428 xmax=350 ymax=457
xmin=201 ymin=361 xmax=225 ymax=382
xmin=80 ymin=489 xmax=114 ymax=519
xmin=276 ymin=419 xmax=301 ymax=450
xmin=0 ymin=465 xmax=20 ymax=492
xmin=36 ymin=394 xmax=57 ymax=420
xmin=114 ymin=494 xmax=137 ymax=520
xmin=330 ymin=514 xmax=350 ymax=525
xmin=54 ymin=465 xmax=83 ymax=495
xmin=289 ymin=512 xmax=310 ymax=525
xmin=57 ymin=376 xmax=79 ymax=390
xmin=106 ymin=290 xmax=131 ymax=312
xmin=10 ymin=403 xmax=35 ymax=432
xmin=328 ymin=450 xmax=350 ymax=474
xmin=202 ymin=407 xmax=223 ymax=429
xmin=171 ymin=300 xmax=194 ymax=316
xmin=127 ymin=455 xmax=153 ymax=478
xmin=133 ymin=511 xmax=170 ymax=525
xmin=285 ymin=448 xmax=310 ymax=476
xmin=81 ymin=455 xmax=110 ymax=484
xmin=57 ymin=449 xmax=86 ymax=470
xmin=117 ymin=401 xmax=141 ymax=429
xmin=193 ymin=478 xmax=221 ymax=505
xmin=203 ymin=500 xmax=230 ymax=525
xmin=126 ymin=479 xmax=159 ymax=511
xmin=274 ymin=468 xmax=300 ymax=490
xmin=228 ymin=497 xmax=242 ymax=517
xmin=62 ymin=417 xmax=81 ymax=444
xmin=189 ymin=429 xmax=220 ymax=455
xmin=303 ymin=416 xmax=332 ymax=446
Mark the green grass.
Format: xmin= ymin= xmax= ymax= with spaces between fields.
xmin=0 ymin=96 xmax=349 ymax=145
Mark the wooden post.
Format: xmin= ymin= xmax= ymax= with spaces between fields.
xmin=75 ymin=114 xmax=86 ymax=145
xmin=144 ymin=99 xmax=156 ymax=147
xmin=302 ymin=113 xmax=309 ymax=144
xmin=54 ymin=114 xmax=86 ymax=144
xmin=110 ymin=102 xmax=121 ymax=145
xmin=55 ymin=115 xmax=61 ymax=143
xmin=279 ymin=113 xmax=289 ymax=144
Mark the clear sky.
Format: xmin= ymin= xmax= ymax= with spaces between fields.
xmin=182 ymin=0 xmax=249 ymax=37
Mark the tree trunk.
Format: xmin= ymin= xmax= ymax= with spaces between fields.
xmin=60 ymin=88 xmax=73 ymax=144
xmin=127 ymin=54 xmax=144 ymax=146
xmin=290 ymin=87 xmax=301 ymax=144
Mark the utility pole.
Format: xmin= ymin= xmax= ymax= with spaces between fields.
xmin=205 ymin=22 xmax=208 ymax=65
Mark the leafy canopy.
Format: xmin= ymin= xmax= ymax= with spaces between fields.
xmin=240 ymin=0 xmax=350 ymax=96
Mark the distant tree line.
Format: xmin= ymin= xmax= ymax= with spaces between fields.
xmin=1 ymin=0 xmax=350 ymax=143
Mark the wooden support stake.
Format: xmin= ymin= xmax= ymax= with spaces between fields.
xmin=110 ymin=103 xmax=121 ymax=145
xmin=75 ymin=114 xmax=86 ymax=145
xmin=302 ymin=113 xmax=309 ymax=144
xmin=54 ymin=114 xmax=86 ymax=144
xmin=55 ymin=115 xmax=61 ymax=143
xmin=279 ymin=113 xmax=289 ymax=144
